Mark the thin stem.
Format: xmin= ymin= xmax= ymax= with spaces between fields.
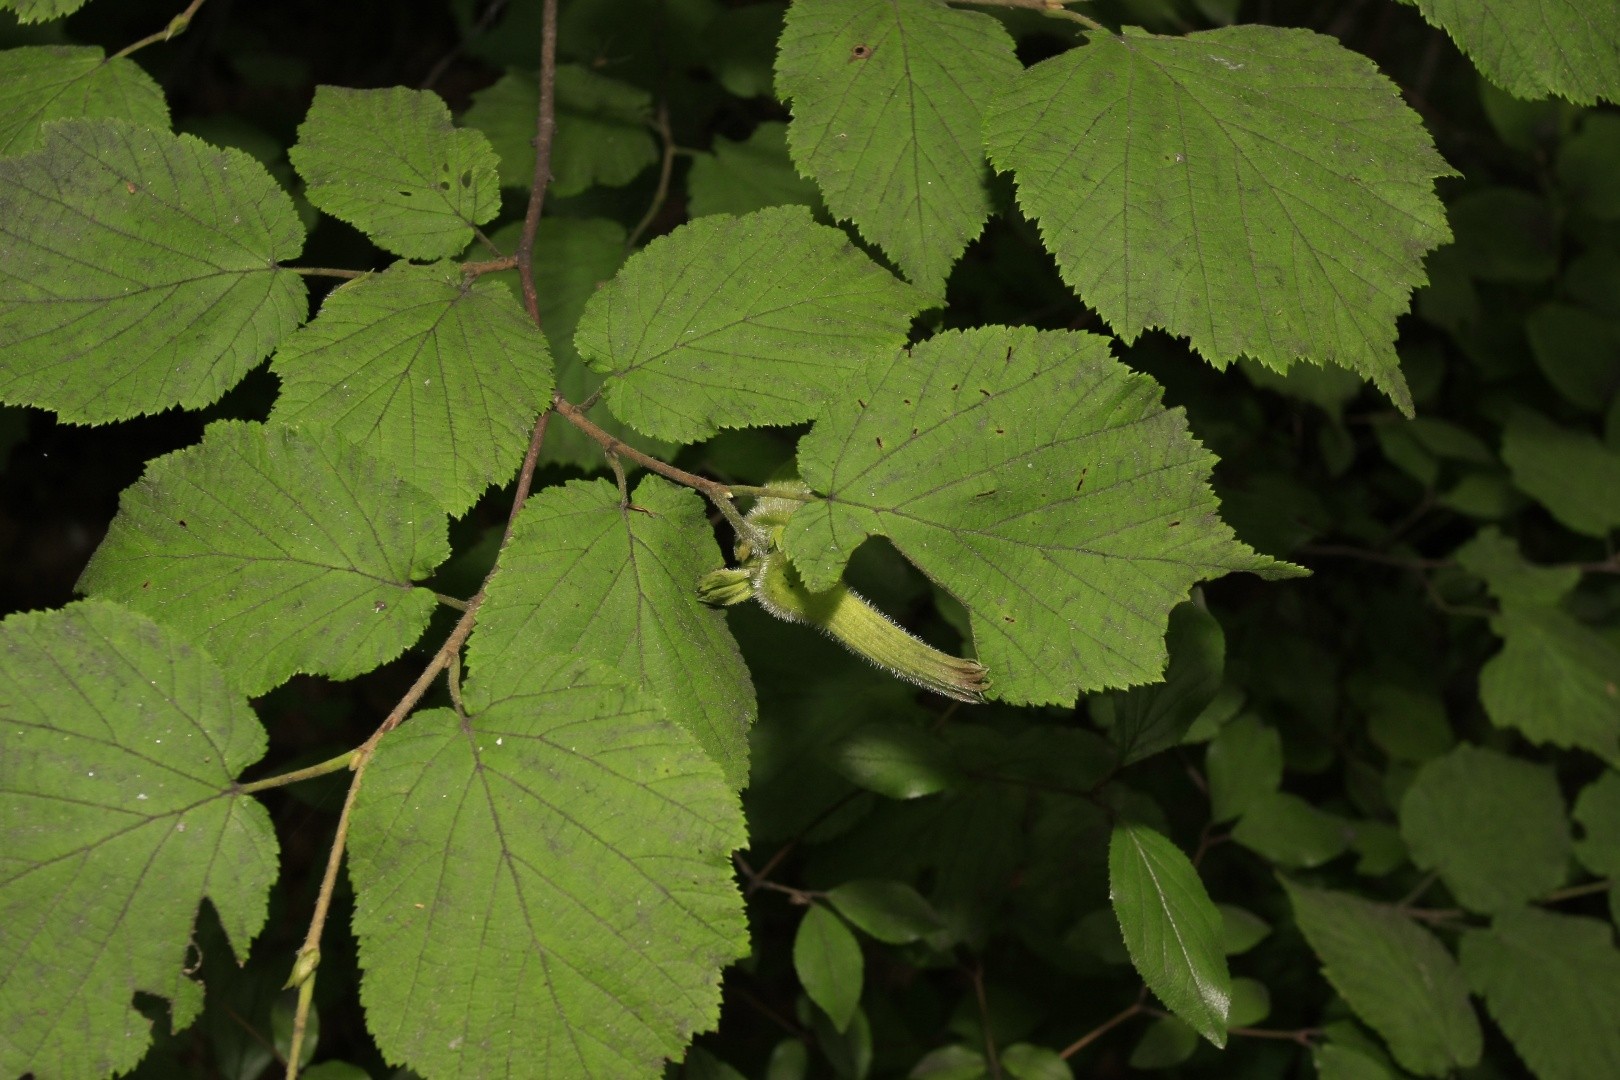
xmin=436 ymin=592 xmax=470 ymax=612
xmin=501 ymin=408 xmax=553 ymax=546
xmin=112 ymin=0 xmax=209 ymax=58
xmin=461 ymin=255 xmax=518 ymax=277
xmin=283 ymin=750 xmax=368 ymax=1079
xmin=1397 ymin=870 xmax=1440 ymax=908
xmin=1144 ymin=1008 xmax=1322 ymax=1047
xmin=513 ymin=0 xmax=561 ymax=325
xmin=289 ymin=267 xmax=368 ymax=280
xmin=236 ymin=750 xmax=357 ymax=795
xmin=1060 ymin=999 xmax=1145 ymax=1059
xmin=949 ymin=0 xmax=1106 ymax=30
xmin=626 ymin=102 xmax=677 ymax=250
xmin=421 ymin=0 xmax=511 ymax=89
xmin=551 ymin=393 xmax=756 ymax=540
xmin=1540 ymin=879 xmax=1612 ymax=903
xmin=1300 ymin=544 xmax=1452 ymax=571
xmin=969 ymin=962 xmax=1003 ymax=1080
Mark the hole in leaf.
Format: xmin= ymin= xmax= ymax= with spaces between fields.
xmin=850 ymin=42 xmax=873 ymax=60
xmin=460 ymin=170 xmax=473 ymax=188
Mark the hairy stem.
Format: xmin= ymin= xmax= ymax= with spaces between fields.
xmin=288 ymin=267 xmax=369 ymax=280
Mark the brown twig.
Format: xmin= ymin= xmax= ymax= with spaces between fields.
xmin=947 ymin=0 xmax=1106 ymax=30
xmin=289 ymin=267 xmax=369 ymax=280
xmin=1061 ymin=989 xmax=1148 ymax=1059
xmin=512 ymin=0 xmax=561 ymax=326
xmin=968 ymin=961 xmax=1003 ymax=1080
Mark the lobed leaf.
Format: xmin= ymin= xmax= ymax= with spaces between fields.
xmin=468 ymin=476 xmax=755 ymax=788
xmin=0 ymin=46 xmax=168 ymax=155
xmin=576 ymin=206 xmax=931 ymax=444
xmin=1109 ymin=824 xmax=1230 ymax=1046
xmin=1414 ymin=1 xmax=1620 ymax=105
xmin=784 ymin=325 xmax=1289 ymax=704
xmin=289 ymin=86 xmax=500 ymax=260
xmin=1284 ymin=881 xmax=1481 ymax=1076
xmin=1460 ymin=908 xmax=1620 ymax=1080
xmin=270 ymin=261 xmax=553 ymax=516
xmin=0 ymin=602 xmax=277 ymax=1080
xmin=984 ymin=25 xmax=1454 ymax=413
xmin=0 ymin=119 xmax=307 ymax=422
xmin=1574 ymin=770 xmax=1620 ymax=878
xmin=776 ymin=0 xmax=1020 ymax=295
xmin=348 ymin=660 xmax=747 ymax=1079
xmin=78 ymin=421 xmax=449 ymax=697
xmin=0 ymin=0 xmax=90 ymax=21
xmin=1399 ymin=744 xmax=1570 ymax=913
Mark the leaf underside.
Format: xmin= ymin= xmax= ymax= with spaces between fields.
xmin=0 ymin=119 xmax=307 ymax=423
xmin=78 ymin=421 xmax=449 ymax=697
xmin=575 ymin=205 xmax=931 ymax=444
xmin=776 ymin=0 xmax=1020 ymax=295
xmin=785 ymin=325 xmax=1288 ymax=705
xmin=468 ymin=476 xmax=756 ymax=789
xmin=0 ymin=602 xmax=277 ymax=1080
xmin=984 ymin=25 xmax=1454 ymax=414
xmin=347 ymin=660 xmax=747 ymax=1080
xmin=270 ymin=261 xmax=553 ymax=516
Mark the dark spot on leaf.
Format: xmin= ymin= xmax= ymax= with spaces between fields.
xmin=437 ymin=179 xmax=450 ymax=191
xmin=124 ymin=181 xmax=136 ymax=194
xmin=974 ymin=489 xmax=995 ymax=498
xmin=460 ymin=170 xmax=473 ymax=188
xmin=994 ymin=426 xmax=1004 ymax=435
xmin=1168 ymin=520 xmax=1180 ymax=527
xmin=850 ymin=43 xmax=873 ymax=60
xmin=857 ymin=398 xmax=866 ymax=409
xmin=903 ymin=398 xmax=911 ymax=405
xmin=950 ymin=383 xmax=959 ymax=391
xmin=1076 ymin=468 xmax=1089 ymax=490
xmin=399 ymin=190 xmax=414 ymax=197
xmin=177 ymin=520 xmax=187 ymax=528
xmin=979 ymin=388 xmax=991 ymax=397
xmin=141 ymin=581 xmax=150 ymax=589
xmin=875 ymin=436 xmax=884 ymax=449
xmin=1004 ymin=346 xmax=1014 ymax=363
xmin=1002 ymin=615 xmax=1015 ymax=623
xmin=911 ymin=427 xmax=919 ymax=436
xmin=374 ymin=601 xmax=388 ymax=613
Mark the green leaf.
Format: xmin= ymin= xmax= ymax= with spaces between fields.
xmin=1399 ymin=743 xmax=1570 ymax=912
xmin=0 ymin=119 xmax=307 ymax=422
xmin=1093 ymin=602 xmax=1225 ymax=764
xmin=485 ymin=217 xmax=672 ymax=471
xmin=0 ymin=601 xmax=277 ymax=1080
xmin=1283 ymin=882 xmax=1481 ymax=1077
xmin=704 ymin=4 xmax=785 ymax=99
xmin=576 ymin=206 xmax=930 ymax=444
xmin=1501 ymin=409 xmax=1620 ymax=537
xmin=795 ymin=905 xmax=864 ymax=1033
xmin=347 ymin=659 xmax=747 ymax=1079
xmin=999 ymin=1042 xmax=1071 ymax=1080
xmin=1227 ymin=977 xmax=1270 ymax=1026
xmin=1217 ymin=904 xmax=1271 ymax=955
xmin=1109 ymin=823 xmax=1230 ymax=1046
xmin=984 ymin=26 xmax=1454 ymax=413
xmin=289 ymin=85 xmax=499 ymax=260
xmin=1479 ymin=601 xmax=1620 ymax=759
xmin=1446 ymin=187 xmax=1558 ymax=283
xmin=685 ymin=1046 xmax=749 ymax=1080
xmin=776 ymin=0 xmax=1020 ymax=295
xmin=1460 ymin=908 xmax=1620 ymax=1080
xmin=1314 ymin=1043 xmax=1395 ymax=1080
xmin=0 ymin=45 xmax=168 ymax=155
xmin=463 ymin=65 xmax=656 ymax=195
xmin=78 ymin=421 xmax=449 ymax=697
xmin=829 ymin=723 xmax=959 ymax=799
xmin=1413 ymin=1 xmax=1620 ymax=105
xmin=1206 ymin=716 xmax=1283 ymax=823
xmin=909 ymin=1045 xmax=987 ymax=1079
xmin=784 ymin=325 xmax=1287 ymax=705
xmin=1455 ymin=526 xmax=1580 ymax=607
xmin=1360 ymin=683 xmax=1455 ymax=763
xmin=1526 ymin=303 xmax=1620 ymax=410
xmin=1128 ymin=1016 xmax=1199 ymax=1068
xmin=688 ymin=122 xmax=821 ymax=220
xmin=826 ymin=879 xmax=945 ymax=944
xmin=1232 ymin=792 xmax=1351 ymax=868
xmin=1559 ymin=113 xmax=1620 ymax=220
xmin=1575 ymin=770 xmax=1620 ymax=877
xmin=269 ymin=261 xmax=553 ymax=515
xmin=0 ymin=0 xmax=89 ymax=21
xmin=467 ymin=476 xmax=756 ymax=788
